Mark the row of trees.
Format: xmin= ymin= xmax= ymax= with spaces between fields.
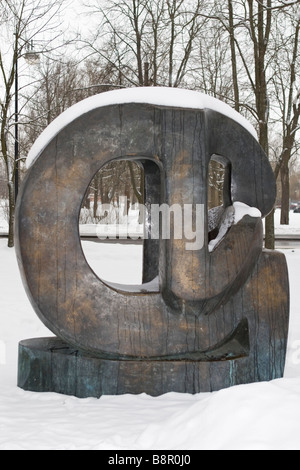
xmin=1 ymin=0 xmax=300 ymax=247
xmin=0 ymin=0 xmax=76 ymax=246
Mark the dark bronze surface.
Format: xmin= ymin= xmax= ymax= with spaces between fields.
xmin=16 ymin=100 xmax=289 ymax=395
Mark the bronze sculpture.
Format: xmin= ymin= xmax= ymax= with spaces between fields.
xmin=16 ymin=88 xmax=289 ymax=397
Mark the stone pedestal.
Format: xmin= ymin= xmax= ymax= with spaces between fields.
xmin=17 ymin=336 xmax=251 ymax=398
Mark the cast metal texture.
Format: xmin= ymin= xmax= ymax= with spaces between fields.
xmin=16 ymin=99 xmax=289 ymax=394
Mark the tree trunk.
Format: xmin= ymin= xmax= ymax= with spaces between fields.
xmin=259 ymin=123 xmax=275 ymax=249
xmin=8 ymin=181 xmax=15 ymax=248
xmin=228 ymin=0 xmax=240 ymax=112
xmin=280 ymin=160 xmax=290 ymax=225
xmin=128 ymin=161 xmax=143 ymax=204
xmin=265 ymin=209 xmax=275 ymax=250
xmin=93 ymin=174 xmax=99 ymax=220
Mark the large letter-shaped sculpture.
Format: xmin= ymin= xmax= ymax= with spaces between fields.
xmin=16 ymin=88 xmax=289 ymax=397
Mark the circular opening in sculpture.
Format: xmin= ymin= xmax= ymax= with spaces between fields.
xmin=79 ymin=160 xmax=145 ymax=285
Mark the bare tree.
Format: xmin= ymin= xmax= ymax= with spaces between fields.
xmin=270 ymin=7 xmax=300 ymax=224
xmin=25 ymin=55 xmax=144 ymax=221
xmin=214 ymin=0 xmax=300 ymax=248
xmin=78 ymin=0 xmax=300 ymax=248
xmin=24 ymin=54 xmax=127 ymax=148
xmin=16 ymin=0 xmax=300 ymax=251
xmin=82 ymin=0 xmax=210 ymax=88
xmin=192 ymin=15 xmax=235 ymax=103
xmin=0 ymin=0 xmax=71 ymax=247
xmin=23 ymin=58 xmax=87 ymax=153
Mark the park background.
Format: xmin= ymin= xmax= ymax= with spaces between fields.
xmin=1 ymin=0 xmax=300 ymax=450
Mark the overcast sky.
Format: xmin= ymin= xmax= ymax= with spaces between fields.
xmin=62 ymin=0 xmax=98 ymax=37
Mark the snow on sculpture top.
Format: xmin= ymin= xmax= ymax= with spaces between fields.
xmin=17 ymin=83 xmax=289 ymax=397
xmin=26 ymin=87 xmax=258 ymax=169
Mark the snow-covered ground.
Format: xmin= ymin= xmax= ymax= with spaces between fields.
xmin=0 ymin=200 xmax=8 ymax=235
xmin=1 ymin=211 xmax=300 ymax=450
xmin=273 ymin=209 xmax=300 ymax=236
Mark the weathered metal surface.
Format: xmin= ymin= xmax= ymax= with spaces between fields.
xmin=16 ymin=100 xmax=289 ymax=395
xmin=18 ymin=248 xmax=289 ymax=396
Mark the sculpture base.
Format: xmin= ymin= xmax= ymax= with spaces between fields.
xmin=18 ymin=336 xmax=283 ymax=398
